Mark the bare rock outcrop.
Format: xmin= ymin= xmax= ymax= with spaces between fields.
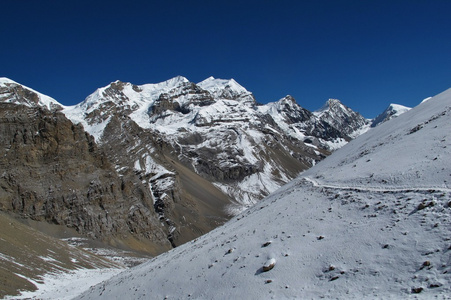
xmin=0 ymin=103 xmax=170 ymax=254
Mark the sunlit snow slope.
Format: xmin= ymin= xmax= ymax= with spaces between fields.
xmin=76 ymin=88 xmax=451 ymax=299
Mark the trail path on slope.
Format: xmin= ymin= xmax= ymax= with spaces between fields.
xmin=303 ymin=177 xmax=451 ymax=194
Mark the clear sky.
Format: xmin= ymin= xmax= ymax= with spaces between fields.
xmin=1 ymin=0 xmax=450 ymax=117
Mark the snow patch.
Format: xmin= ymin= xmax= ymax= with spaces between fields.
xmin=6 ymin=268 xmax=124 ymax=300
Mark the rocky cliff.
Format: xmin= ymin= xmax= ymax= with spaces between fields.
xmin=0 ymin=102 xmax=174 ymax=254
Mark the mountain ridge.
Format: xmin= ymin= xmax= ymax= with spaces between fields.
xmin=0 ymin=76 xmax=415 ymax=215
xmin=0 ymin=76 xmax=429 ymax=298
xmin=0 ymin=75 xmax=378 ymax=255
xmin=75 ymin=86 xmax=451 ymax=300
xmin=60 ymin=76 xmax=373 ymax=209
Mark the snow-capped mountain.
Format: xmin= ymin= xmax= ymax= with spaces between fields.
xmin=371 ymin=103 xmax=412 ymax=127
xmin=0 ymin=76 xmax=382 ymax=253
xmin=0 ymin=76 xmax=395 ymax=251
xmin=76 ymin=87 xmax=451 ymax=299
xmin=2 ymin=76 xmax=437 ymax=298
xmin=314 ymin=98 xmax=370 ymax=138
xmin=63 ymin=76 xmax=369 ymax=212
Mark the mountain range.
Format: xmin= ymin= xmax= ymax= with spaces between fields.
xmin=75 ymin=86 xmax=451 ymax=299
xmin=0 ymin=76 xmax=417 ymax=298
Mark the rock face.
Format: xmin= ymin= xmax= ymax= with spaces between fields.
xmin=98 ymin=114 xmax=232 ymax=248
xmin=0 ymin=103 xmax=171 ymax=254
xmin=0 ymin=76 xmax=371 ymax=254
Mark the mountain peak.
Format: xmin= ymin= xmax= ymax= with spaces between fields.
xmin=279 ymin=95 xmax=296 ymax=103
xmin=197 ymin=77 xmax=251 ymax=101
xmin=371 ymin=103 xmax=411 ymax=127
xmin=327 ymin=98 xmax=341 ymax=104
xmin=164 ymin=75 xmax=190 ymax=85
xmin=325 ymin=98 xmax=344 ymax=110
xmin=314 ymin=98 xmax=342 ymax=114
xmin=314 ymin=98 xmax=369 ymax=139
xmin=273 ymin=95 xmax=299 ymax=111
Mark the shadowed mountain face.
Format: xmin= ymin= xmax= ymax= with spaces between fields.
xmin=0 ymin=103 xmax=171 ymax=252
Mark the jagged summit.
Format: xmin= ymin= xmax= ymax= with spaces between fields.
xmin=198 ymin=76 xmax=254 ymax=102
xmin=276 ymin=95 xmax=297 ymax=105
xmin=314 ymin=98 xmax=336 ymax=112
xmin=314 ymin=98 xmax=370 ymax=140
xmin=315 ymin=98 xmax=347 ymax=114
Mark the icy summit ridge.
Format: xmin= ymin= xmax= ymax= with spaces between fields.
xmin=0 ymin=77 xmax=18 ymax=85
xmin=0 ymin=77 xmax=62 ymax=111
xmin=73 ymin=76 xmax=190 ymax=109
xmin=197 ymin=76 xmax=250 ymax=96
xmin=314 ymin=98 xmax=344 ymax=114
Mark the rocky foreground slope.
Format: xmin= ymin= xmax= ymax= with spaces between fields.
xmin=76 ymin=88 xmax=451 ymax=299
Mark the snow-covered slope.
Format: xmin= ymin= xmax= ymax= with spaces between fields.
xmin=305 ymin=90 xmax=450 ymax=190
xmin=371 ymin=103 xmax=411 ymax=127
xmin=76 ymin=87 xmax=451 ymax=299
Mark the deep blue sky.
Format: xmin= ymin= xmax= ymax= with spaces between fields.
xmin=1 ymin=0 xmax=450 ymax=117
